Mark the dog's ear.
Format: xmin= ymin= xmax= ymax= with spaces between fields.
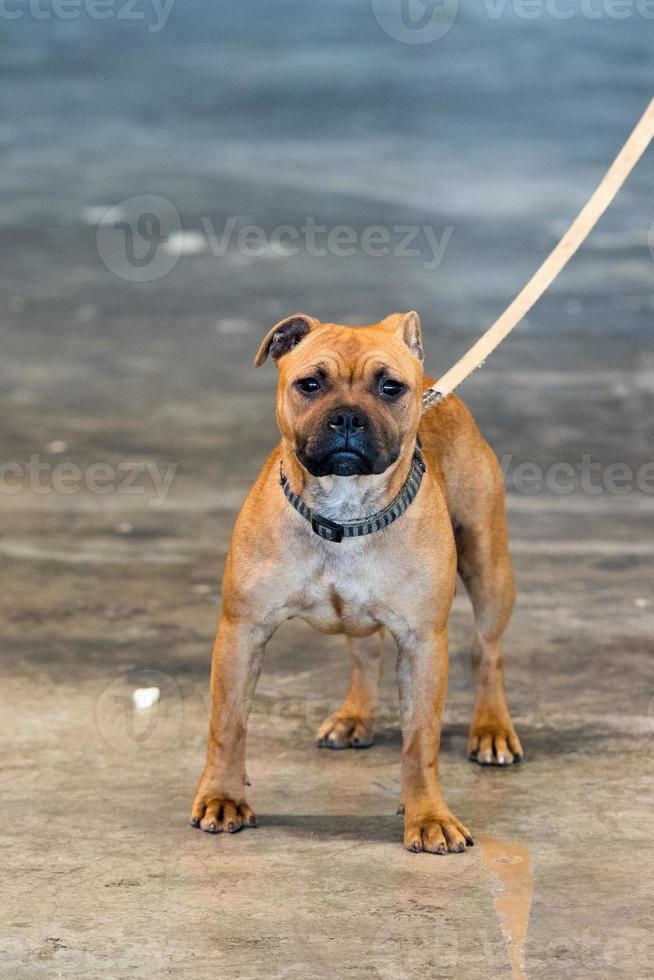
xmin=254 ymin=314 xmax=319 ymax=367
xmin=385 ymin=311 xmax=424 ymax=361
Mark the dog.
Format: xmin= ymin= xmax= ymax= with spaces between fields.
xmin=190 ymin=311 xmax=522 ymax=853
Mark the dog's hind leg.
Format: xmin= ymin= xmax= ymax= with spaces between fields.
xmin=456 ymin=502 xmax=523 ymax=767
xmin=316 ymin=631 xmax=384 ymax=749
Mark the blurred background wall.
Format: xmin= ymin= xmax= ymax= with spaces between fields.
xmin=2 ymin=6 xmax=652 ymax=344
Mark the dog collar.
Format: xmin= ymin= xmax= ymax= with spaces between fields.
xmin=279 ymin=442 xmax=426 ymax=544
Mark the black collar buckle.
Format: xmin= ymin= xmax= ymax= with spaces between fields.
xmin=311 ymin=514 xmax=344 ymax=543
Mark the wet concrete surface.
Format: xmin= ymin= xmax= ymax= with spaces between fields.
xmin=0 ymin=306 xmax=653 ymax=979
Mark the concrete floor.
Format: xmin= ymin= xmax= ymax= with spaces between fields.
xmin=1 ymin=316 xmax=653 ymax=979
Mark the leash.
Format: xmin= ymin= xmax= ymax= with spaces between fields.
xmin=422 ymin=97 xmax=654 ymax=412
xmin=280 ymin=442 xmax=426 ymax=543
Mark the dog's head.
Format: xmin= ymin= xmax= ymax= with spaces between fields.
xmin=254 ymin=312 xmax=425 ymax=477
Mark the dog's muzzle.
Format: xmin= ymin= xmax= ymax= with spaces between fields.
xmin=297 ymin=406 xmax=391 ymax=477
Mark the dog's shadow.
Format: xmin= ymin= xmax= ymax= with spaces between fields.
xmin=372 ymin=725 xmax=464 ymax=754
xmin=259 ymin=812 xmax=400 ymax=845
xmin=374 ymin=722 xmax=610 ymax=759
xmin=259 ymin=724 xmax=608 ymax=846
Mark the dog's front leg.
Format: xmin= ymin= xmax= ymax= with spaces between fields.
xmin=190 ymin=614 xmax=267 ymax=834
xmin=397 ymin=627 xmax=474 ymax=854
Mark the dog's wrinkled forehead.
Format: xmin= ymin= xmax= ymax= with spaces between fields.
xmin=254 ymin=311 xmax=424 ymax=378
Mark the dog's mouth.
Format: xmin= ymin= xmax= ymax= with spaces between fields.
xmin=323 ymin=449 xmax=372 ymax=476
xmin=299 ymin=448 xmax=374 ymax=477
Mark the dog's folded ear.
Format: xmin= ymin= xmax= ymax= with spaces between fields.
xmin=384 ymin=311 xmax=424 ymax=361
xmin=254 ymin=314 xmax=319 ymax=367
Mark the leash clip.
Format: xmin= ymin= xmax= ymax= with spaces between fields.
xmin=311 ymin=514 xmax=344 ymax=543
xmin=414 ymin=442 xmax=426 ymax=473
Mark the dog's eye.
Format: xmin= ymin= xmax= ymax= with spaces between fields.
xmin=296 ymin=377 xmax=321 ymax=394
xmin=380 ymin=379 xmax=406 ymax=398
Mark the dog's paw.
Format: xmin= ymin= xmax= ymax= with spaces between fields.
xmin=189 ymin=791 xmax=256 ymax=835
xmin=316 ymin=713 xmax=374 ymax=750
xmin=404 ymin=809 xmax=474 ymax=854
xmin=468 ymin=720 xmax=523 ymax=766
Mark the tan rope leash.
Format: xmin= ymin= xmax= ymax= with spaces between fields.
xmin=422 ymin=97 xmax=654 ymax=412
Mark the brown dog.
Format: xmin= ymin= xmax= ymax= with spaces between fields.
xmin=190 ymin=311 xmax=522 ymax=853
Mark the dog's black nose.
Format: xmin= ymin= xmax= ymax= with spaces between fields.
xmin=328 ymin=410 xmax=367 ymax=434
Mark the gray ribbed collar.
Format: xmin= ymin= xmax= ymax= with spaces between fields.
xmin=279 ymin=443 xmax=426 ymax=543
